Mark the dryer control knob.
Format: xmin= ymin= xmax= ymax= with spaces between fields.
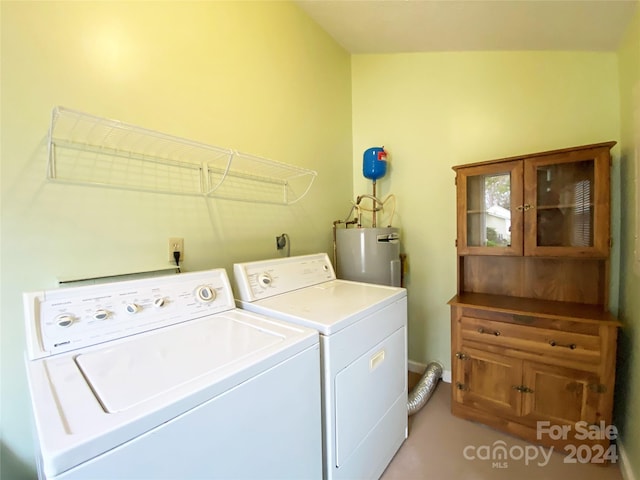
xmin=93 ymin=309 xmax=110 ymax=321
xmin=258 ymin=273 xmax=273 ymax=287
xmin=125 ymin=303 xmax=142 ymax=314
xmin=196 ymin=285 xmax=216 ymax=303
xmin=55 ymin=313 xmax=75 ymax=328
xmin=153 ymin=297 xmax=167 ymax=308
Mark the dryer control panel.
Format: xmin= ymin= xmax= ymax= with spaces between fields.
xmin=24 ymin=269 xmax=235 ymax=359
xmin=234 ymin=253 xmax=335 ymax=302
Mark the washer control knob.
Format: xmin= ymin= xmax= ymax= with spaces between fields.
xmin=125 ymin=303 xmax=142 ymax=314
xmin=153 ymin=297 xmax=167 ymax=308
xmin=196 ymin=285 xmax=216 ymax=303
xmin=55 ymin=313 xmax=75 ymax=328
xmin=258 ymin=273 xmax=273 ymax=287
xmin=93 ymin=309 xmax=110 ymax=321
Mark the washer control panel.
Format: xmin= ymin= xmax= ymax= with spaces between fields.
xmin=24 ymin=269 xmax=235 ymax=358
xmin=234 ymin=253 xmax=335 ymax=302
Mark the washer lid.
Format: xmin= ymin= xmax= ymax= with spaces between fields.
xmin=75 ymin=314 xmax=283 ymax=413
xmin=28 ymin=309 xmax=318 ymax=478
xmin=241 ymin=280 xmax=406 ymax=335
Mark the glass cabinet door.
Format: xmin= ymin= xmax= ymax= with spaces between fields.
xmin=456 ymin=161 xmax=523 ymax=255
xmin=524 ymin=148 xmax=610 ymax=257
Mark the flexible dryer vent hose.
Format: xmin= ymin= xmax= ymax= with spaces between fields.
xmin=407 ymin=361 xmax=443 ymax=416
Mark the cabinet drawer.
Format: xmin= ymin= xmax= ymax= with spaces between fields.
xmin=460 ymin=316 xmax=601 ymax=364
xmin=458 ymin=307 xmax=602 ymax=335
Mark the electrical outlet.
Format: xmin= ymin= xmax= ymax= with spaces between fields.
xmin=169 ymin=237 xmax=184 ymax=263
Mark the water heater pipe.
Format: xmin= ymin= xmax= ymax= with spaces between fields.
xmin=407 ymin=361 xmax=443 ymax=416
xmin=332 ymin=219 xmax=357 ymax=269
xmin=354 ymin=193 xmax=384 ymax=228
xmin=372 ymin=180 xmax=377 ymax=228
xmin=332 ymin=221 xmax=339 ymax=269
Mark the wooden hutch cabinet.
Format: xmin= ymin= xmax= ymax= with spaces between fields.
xmin=448 ymin=142 xmax=620 ymax=456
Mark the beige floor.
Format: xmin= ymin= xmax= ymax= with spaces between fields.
xmin=381 ymin=380 xmax=623 ymax=480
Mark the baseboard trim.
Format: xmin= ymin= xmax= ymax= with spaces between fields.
xmin=408 ymin=359 xmax=451 ymax=383
xmin=618 ymin=439 xmax=637 ymax=480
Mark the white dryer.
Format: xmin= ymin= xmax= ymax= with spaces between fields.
xmin=233 ymin=253 xmax=408 ymax=480
xmin=24 ymin=268 xmax=322 ymax=480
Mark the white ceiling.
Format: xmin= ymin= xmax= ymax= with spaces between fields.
xmin=295 ymin=0 xmax=639 ymax=54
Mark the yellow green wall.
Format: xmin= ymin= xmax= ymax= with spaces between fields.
xmin=3 ymin=2 xmax=639 ymax=478
xmin=352 ymin=51 xmax=621 ymax=371
xmin=0 ymin=2 xmax=352 ymax=478
xmin=617 ymin=4 xmax=640 ymax=478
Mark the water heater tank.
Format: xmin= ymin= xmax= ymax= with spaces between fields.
xmin=335 ymin=227 xmax=401 ymax=287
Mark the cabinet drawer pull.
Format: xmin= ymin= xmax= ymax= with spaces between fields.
xmin=513 ymin=314 xmax=535 ymax=324
xmin=549 ymin=340 xmax=577 ymax=349
xmin=477 ymin=327 xmax=501 ymax=336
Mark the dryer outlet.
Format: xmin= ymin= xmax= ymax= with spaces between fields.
xmin=276 ymin=234 xmax=287 ymax=250
xmin=169 ymin=238 xmax=184 ymax=263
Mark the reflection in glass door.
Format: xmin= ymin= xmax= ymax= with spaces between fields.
xmin=466 ymin=173 xmax=511 ymax=248
xmin=534 ymin=160 xmax=594 ymax=248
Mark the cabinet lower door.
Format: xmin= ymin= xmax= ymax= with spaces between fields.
xmin=520 ymin=361 xmax=601 ymax=429
xmin=455 ymin=346 xmax=521 ymax=417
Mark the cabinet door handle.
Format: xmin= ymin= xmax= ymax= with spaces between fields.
xmin=512 ymin=385 xmax=535 ymax=394
xmin=549 ymin=340 xmax=577 ymax=349
xmin=588 ymin=383 xmax=607 ymax=394
xmin=477 ymin=327 xmax=501 ymax=336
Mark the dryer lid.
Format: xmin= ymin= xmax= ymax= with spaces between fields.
xmin=241 ymin=280 xmax=406 ymax=335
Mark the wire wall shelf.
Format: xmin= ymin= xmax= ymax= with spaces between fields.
xmin=47 ymin=106 xmax=317 ymax=204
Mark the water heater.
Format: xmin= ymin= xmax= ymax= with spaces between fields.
xmin=336 ymin=227 xmax=401 ymax=287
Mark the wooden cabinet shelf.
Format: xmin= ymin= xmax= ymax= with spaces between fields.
xmin=449 ymin=293 xmax=619 ymax=324
xmin=449 ymin=142 xmax=619 ymax=460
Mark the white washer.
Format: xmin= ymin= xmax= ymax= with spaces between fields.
xmin=24 ymin=268 xmax=322 ymax=480
xmin=233 ymin=253 xmax=408 ymax=480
